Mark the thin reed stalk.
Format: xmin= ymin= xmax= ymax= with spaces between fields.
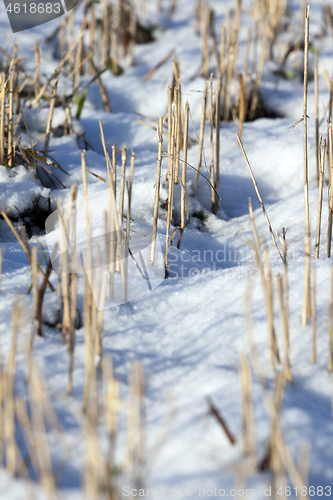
xmin=44 ymin=71 xmax=60 ymax=156
xmin=119 ymin=145 xmax=127 ymax=223
xmin=0 ymin=75 xmax=6 ymax=166
xmin=315 ymin=138 xmax=326 ymax=259
xmin=173 ymin=85 xmax=180 ymax=185
xmin=167 ymin=85 xmax=173 ymax=180
xmin=179 ymin=101 xmax=189 ymax=247
xmin=238 ymin=73 xmax=245 ymax=141
xmin=327 ymin=121 xmax=333 ymax=257
xmin=209 ymin=74 xmax=214 ymax=211
xmin=112 ymin=143 xmax=117 ymax=198
xmin=240 ymin=352 xmax=256 ymax=469
xmin=151 ymin=116 xmax=163 ymax=265
xmin=315 ymin=52 xmax=319 ymax=184
xmin=248 ymin=198 xmax=280 ymax=369
xmin=7 ymin=65 xmax=14 ymax=168
xmin=302 ymin=6 xmax=311 ymax=325
xmin=277 ymin=273 xmax=293 ymax=383
xmin=213 ymin=78 xmax=221 ymax=214
xmin=237 ymin=133 xmax=283 ymax=261
xmin=165 ymin=110 xmax=176 ymax=277
xmin=192 ymin=81 xmax=208 ymax=196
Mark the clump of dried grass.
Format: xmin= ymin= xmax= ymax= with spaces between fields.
xmin=0 ymin=292 xmax=148 ymax=499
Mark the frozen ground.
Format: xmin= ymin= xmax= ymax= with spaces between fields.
xmin=0 ymin=0 xmax=332 ymax=498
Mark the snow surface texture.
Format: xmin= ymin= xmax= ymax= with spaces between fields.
xmin=0 ymin=0 xmax=332 ymax=498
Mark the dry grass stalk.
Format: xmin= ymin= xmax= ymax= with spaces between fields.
xmin=127 ymin=361 xmax=146 ymax=473
xmin=0 ymin=74 xmax=6 ymax=166
xmin=107 ymin=185 xmax=117 ymax=299
xmin=103 ymin=357 xmax=120 ymax=453
xmin=223 ymin=37 xmax=233 ymax=123
xmin=7 ymin=63 xmax=14 ymax=168
xmin=200 ymin=0 xmax=209 ymax=78
xmin=67 ymin=184 xmax=78 ymax=394
xmin=29 ymin=365 xmax=58 ymax=498
xmin=129 ymin=0 xmax=137 ymax=65
xmin=0 ymin=207 xmax=55 ymax=291
xmin=248 ymin=33 xmax=268 ymax=122
xmin=173 ymin=78 xmax=181 ymax=184
xmin=165 ymin=109 xmax=176 ymax=277
xmin=0 ymin=248 xmax=3 ymax=302
xmin=243 ymin=26 xmax=251 ymax=80
xmin=117 ymin=145 xmax=127 ymax=272
xmin=123 ymin=151 xmax=135 ymax=302
xmin=82 ymin=222 xmax=96 ymax=413
xmin=111 ymin=5 xmax=118 ymax=72
xmin=88 ymin=57 xmax=111 ymax=113
xmin=99 ymin=120 xmax=112 ymax=184
xmin=209 ymin=74 xmax=215 ymax=209
xmin=172 ymin=86 xmax=180 ymax=186
xmin=37 ymin=247 xmax=58 ymax=338
xmin=206 ymin=396 xmax=236 ymax=445
xmin=315 ymin=138 xmax=326 ymax=259
xmin=112 ymin=143 xmax=117 ymax=199
xmin=168 ymin=0 xmax=177 ymax=18
xmin=315 ymin=52 xmax=319 ymax=184
xmin=312 ymin=265 xmax=316 ymax=365
xmin=248 ymin=199 xmax=280 ymax=369
xmin=302 ymin=6 xmax=311 ymax=326
xmin=213 ymin=78 xmax=221 ymax=214
xmin=281 ymin=228 xmax=289 ymax=346
xmin=44 ymin=70 xmax=60 ymax=155
xmin=192 ymin=80 xmax=208 ymax=196
xmin=178 ymin=101 xmax=190 ymax=249
xmin=240 ymin=352 xmax=256 ymax=469
xmin=5 ymin=298 xmax=21 ymax=474
xmin=265 ymin=250 xmax=280 ymax=371
xmin=219 ymin=22 xmax=226 ymax=81
xmin=60 ymin=202 xmax=71 ymax=345
xmin=329 ymin=265 xmax=333 ymax=372
xmin=129 ymin=150 xmax=135 ymax=213
xmin=143 ymin=50 xmax=174 ymax=82
xmin=327 ymin=121 xmax=333 ymax=257
xmin=74 ymin=14 xmax=87 ymax=89
xmin=276 ymin=273 xmax=293 ymax=383
xmin=245 ymin=282 xmax=310 ymax=500
xmin=81 ymin=150 xmax=89 ymax=228
xmin=269 ymin=372 xmax=285 ymax=482
xmin=89 ymin=6 xmax=96 ymax=75
xmin=238 ymin=73 xmax=245 ymax=140
xmin=167 ymin=85 xmax=173 ymax=179
xmin=209 ymin=8 xmax=220 ymax=73
xmin=237 ymin=133 xmax=283 ymax=261
xmin=151 ymin=116 xmax=163 ymax=265
xmin=276 ymin=227 xmax=289 ymax=348
xmin=34 ymin=44 xmax=41 ymax=105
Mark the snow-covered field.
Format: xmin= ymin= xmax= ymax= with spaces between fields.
xmin=0 ymin=0 xmax=333 ymax=498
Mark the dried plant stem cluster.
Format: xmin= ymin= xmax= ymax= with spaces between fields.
xmin=0 ymin=297 xmax=147 ymax=500
xmin=0 ymin=51 xmax=69 ymax=190
xmin=206 ymin=291 xmax=311 ymax=496
xmin=196 ymin=0 xmax=286 ymax=125
xmin=0 ymin=118 xmax=151 ymax=494
xmin=48 ymin=0 xmax=162 ymax=82
xmin=155 ymin=67 xmax=221 ymax=276
xmin=235 ymin=6 xmax=333 ymax=378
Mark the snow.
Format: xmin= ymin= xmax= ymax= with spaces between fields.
xmin=0 ymin=0 xmax=332 ymax=498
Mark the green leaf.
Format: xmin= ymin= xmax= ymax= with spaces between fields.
xmin=75 ymin=87 xmax=89 ymax=120
xmin=75 ymin=62 xmax=118 ymax=120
